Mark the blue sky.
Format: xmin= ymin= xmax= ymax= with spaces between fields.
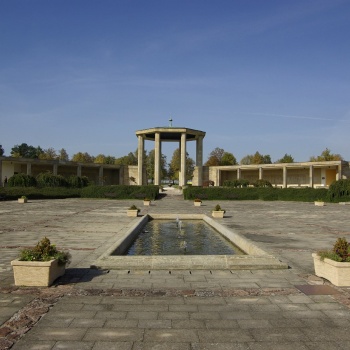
xmin=1 ymin=0 xmax=349 ymax=163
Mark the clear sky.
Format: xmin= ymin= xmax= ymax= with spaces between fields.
xmin=1 ymin=0 xmax=349 ymax=163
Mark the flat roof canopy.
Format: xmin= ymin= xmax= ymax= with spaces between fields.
xmin=136 ymin=127 xmax=206 ymax=142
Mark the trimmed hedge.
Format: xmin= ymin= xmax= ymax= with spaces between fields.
xmin=81 ymin=185 xmax=160 ymax=200
xmin=1 ymin=187 xmax=81 ymax=200
xmin=183 ymin=186 xmax=329 ymax=202
xmin=328 ymin=179 xmax=350 ymax=202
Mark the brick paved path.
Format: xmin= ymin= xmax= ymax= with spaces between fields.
xmin=1 ymin=193 xmax=350 ymax=349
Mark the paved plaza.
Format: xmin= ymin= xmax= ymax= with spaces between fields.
xmin=1 ymin=188 xmax=350 ymax=349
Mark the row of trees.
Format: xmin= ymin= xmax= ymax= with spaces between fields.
xmin=1 ymin=143 xmax=344 ymax=183
xmin=204 ymin=148 xmax=343 ymax=166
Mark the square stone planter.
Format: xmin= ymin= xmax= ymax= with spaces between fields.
xmin=314 ymin=201 xmax=325 ymax=206
xmin=212 ymin=210 xmax=225 ymax=218
xmin=11 ymin=259 xmax=66 ymax=287
xmin=127 ymin=209 xmax=139 ymax=217
xmin=18 ymin=198 xmax=27 ymax=203
xmin=194 ymin=201 xmax=202 ymax=207
xmin=143 ymin=200 xmax=151 ymax=206
xmin=312 ymin=253 xmax=350 ymax=286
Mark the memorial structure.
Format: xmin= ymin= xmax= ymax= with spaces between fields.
xmin=135 ymin=124 xmax=206 ymax=186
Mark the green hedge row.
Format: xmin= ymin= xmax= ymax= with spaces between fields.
xmin=328 ymin=179 xmax=350 ymax=202
xmin=81 ymin=185 xmax=160 ymax=200
xmin=0 ymin=187 xmax=82 ymax=200
xmin=183 ymin=186 xmax=330 ymax=202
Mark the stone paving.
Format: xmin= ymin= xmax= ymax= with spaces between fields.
xmin=1 ymin=188 xmax=350 ymax=349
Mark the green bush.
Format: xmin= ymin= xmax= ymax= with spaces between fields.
xmin=328 ymin=179 xmax=350 ymax=202
xmin=223 ymin=179 xmax=250 ymax=188
xmin=253 ymin=179 xmax=272 ymax=188
xmin=68 ymin=175 xmax=89 ymax=188
xmin=81 ymin=185 xmax=160 ymax=200
xmin=183 ymin=186 xmax=329 ymax=202
xmin=8 ymin=173 xmax=37 ymax=187
xmin=318 ymin=237 xmax=350 ymax=262
xmin=36 ymin=172 xmax=68 ymax=187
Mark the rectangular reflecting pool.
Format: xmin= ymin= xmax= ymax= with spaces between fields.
xmin=93 ymin=214 xmax=288 ymax=270
xmin=121 ymin=219 xmax=245 ymax=256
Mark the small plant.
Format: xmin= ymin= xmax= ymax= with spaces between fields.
xmin=144 ymin=197 xmax=151 ymax=201
xmin=194 ymin=198 xmax=202 ymax=202
xmin=318 ymin=237 xmax=350 ymax=262
xmin=19 ymin=237 xmax=71 ymax=266
xmin=214 ymin=204 xmax=225 ymax=213
xmin=21 ymin=195 xmax=27 ymax=199
xmin=129 ymin=204 xmax=140 ymax=211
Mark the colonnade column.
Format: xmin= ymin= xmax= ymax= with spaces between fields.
xmin=196 ymin=136 xmax=204 ymax=186
xmin=237 ymin=168 xmax=241 ymax=180
xmin=309 ymin=165 xmax=314 ymax=188
xmin=154 ymin=132 xmax=161 ymax=185
xmin=53 ymin=163 xmax=58 ymax=175
xmin=77 ymin=165 xmax=82 ymax=177
xmin=283 ymin=167 xmax=287 ymax=188
xmin=137 ymin=135 xmax=144 ymax=185
xmin=259 ymin=167 xmax=263 ymax=180
xmin=179 ymin=132 xmax=187 ymax=187
xmin=337 ymin=164 xmax=342 ymax=181
xmin=99 ymin=166 xmax=104 ymax=185
xmin=27 ymin=163 xmax=32 ymax=176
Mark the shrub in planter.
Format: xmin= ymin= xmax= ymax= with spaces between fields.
xmin=212 ymin=204 xmax=226 ymax=218
xmin=313 ymin=237 xmax=350 ymax=286
xmin=11 ymin=237 xmax=71 ymax=287
xmin=127 ymin=204 xmax=140 ymax=217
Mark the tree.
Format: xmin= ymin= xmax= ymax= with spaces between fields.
xmin=11 ymin=143 xmax=43 ymax=159
xmin=240 ymin=151 xmax=272 ymax=165
xmin=205 ymin=147 xmax=237 ymax=166
xmin=276 ymin=154 xmax=294 ymax=163
xmin=115 ymin=152 xmax=137 ymax=165
xmin=39 ymin=147 xmax=58 ymax=160
xmin=240 ymin=155 xmax=253 ymax=165
xmin=58 ymin=148 xmax=69 ymax=161
xmin=309 ymin=148 xmax=343 ymax=162
xmin=94 ymin=154 xmax=116 ymax=164
xmin=0 ymin=145 xmax=4 ymax=156
xmin=168 ymin=148 xmax=195 ymax=183
xmin=145 ymin=150 xmax=167 ymax=183
xmin=72 ymin=152 xmax=95 ymax=163
xmin=221 ymin=152 xmax=237 ymax=165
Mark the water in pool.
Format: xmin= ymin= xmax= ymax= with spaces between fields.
xmin=124 ymin=219 xmax=244 ymax=256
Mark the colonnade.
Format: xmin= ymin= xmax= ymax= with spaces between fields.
xmin=136 ymin=127 xmax=206 ymax=186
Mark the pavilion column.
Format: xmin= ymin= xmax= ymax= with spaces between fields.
xmin=99 ymin=166 xmax=104 ymax=185
xmin=259 ymin=167 xmax=263 ymax=180
xmin=137 ymin=135 xmax=144 ymax=185
xmin=179 ymin=132 xmax=187 ymax=187
xmin=27 ymin=163 xmax=32 ymax=176
xmin=309 ymin=165 xmax=314 ymax=188
xmin=196 ymin=136 xmax=204 ymax=186
xmin=154 ymin=132 xmax=161 ymax=185
xmin=77 ymin=165 xmax=82 ymax=177
xmin=53 ymin=163 xmax=58 ymax=175
xmin=237 ymin=168 xmax=241 ymax=180
xmin=283 ymin=167 xmax=287 ymax=188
